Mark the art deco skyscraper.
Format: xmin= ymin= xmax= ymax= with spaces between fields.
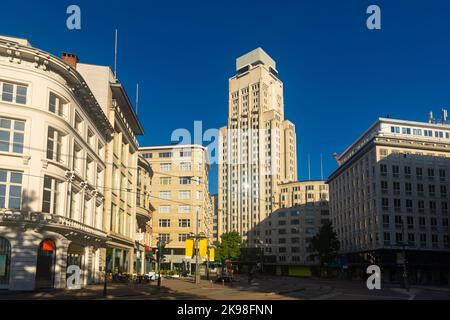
xmin=218 ymin=48 xmax=298 ymax=246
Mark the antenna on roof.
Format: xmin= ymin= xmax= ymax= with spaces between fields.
xmin=136 ymin=83 xmax=139 ymax=114
xmin=320 ymin=153 xmax=324 ymax=180
xmin=308 ymin=154 xmax=311 ymax=181
xmin=428 ymin=111 xmax=434 ymax=124
xmin=114 ymin=29 xmax=118 ymax=80
xmin=442 ymin=108 xmax=448 ymax=124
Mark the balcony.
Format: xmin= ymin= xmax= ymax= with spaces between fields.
xmin=0 ymin=209 xmax=108 ymax=243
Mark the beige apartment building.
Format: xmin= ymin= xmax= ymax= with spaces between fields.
xmin=135 ymin=155 xmax=154 ymax=274
xmin=0 ymin=36 xmax=113 ymax=290
xmin=218 ymin=48 xmax=298 ymax=246
xmin=77 ymin=62 xmax=146 ymax=276
xmin=259 ymin=180 xmax=329 ymax=276
xmin=328 ymin=116 xmax=450 ymax=284
xmin=139 ymin=145 xmax=213 ymax=271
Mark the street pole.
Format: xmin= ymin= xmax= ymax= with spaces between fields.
xmin=157 ymin=240 xmax=163 ymax=289
xmin=402 ymin=244 xmax=409 ymax=292
xmin=195 ymin=238 xmax=200 ymax=284
xmin=206 ymin=246 xmax=210 ymax=281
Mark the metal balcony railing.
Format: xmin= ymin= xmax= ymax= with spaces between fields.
xmin=0 ymin=209 xmax=107 ymax=239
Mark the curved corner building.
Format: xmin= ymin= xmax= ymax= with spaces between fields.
xmin=0 ymin=36 xmax=113 ymax=290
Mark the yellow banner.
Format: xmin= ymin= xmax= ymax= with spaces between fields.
xmin=185 ymin=239 xmax=194 ymax=258
xmin=199 ymin=239 xmax=207 ymax=258
xmin=209 ymin=247 xmax=215 ymax=262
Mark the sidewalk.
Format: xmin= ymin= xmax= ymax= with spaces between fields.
xmin=0 ymin=276 xmax=333 ymax=300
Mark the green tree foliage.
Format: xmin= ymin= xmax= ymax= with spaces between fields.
xmin=214 ymin=231 xmax=242 ymax=262
xmin=308 ymin=220 xmax=340 ymax=267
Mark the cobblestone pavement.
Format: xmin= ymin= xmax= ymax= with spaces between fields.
xmin=0 ymin=275 xmax=449 ymax=300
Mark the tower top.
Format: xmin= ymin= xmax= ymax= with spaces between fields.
xmin=236 ymin=47 xmax=276 ymax=71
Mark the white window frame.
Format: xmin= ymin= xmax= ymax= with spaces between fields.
xmin=0 ymin=117 xmax=25 ymax=154
xmin=0 ymin=170 xmax=22 ymax=209
xmin=0 ymin=81 xmax=27 ymax=104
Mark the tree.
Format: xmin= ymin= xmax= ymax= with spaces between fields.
xmin=308 ymin=220 xmax=340 ymax=276
xmin=214 ymin=231 xmax=242 ymax=262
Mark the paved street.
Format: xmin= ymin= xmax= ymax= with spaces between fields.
xmin=1 ymin=275 xmax=450 ymax=300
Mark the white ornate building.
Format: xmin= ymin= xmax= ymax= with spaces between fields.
xmin=0 ymin=36 xmax=113 ymax=290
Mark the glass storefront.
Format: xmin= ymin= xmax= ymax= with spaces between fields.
xmin=106 ymin=247 xmax=129 ymax=274
xmin=67 ymin=243 xmax=85 ymax=269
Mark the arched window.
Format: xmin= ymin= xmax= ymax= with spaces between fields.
xmin=36 ymin=239 xmax=56 ymax=289
xmin=0 ymin=237 xmax=11 ymax=289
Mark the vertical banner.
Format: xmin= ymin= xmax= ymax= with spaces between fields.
xmin=209 ymin=247 xmax=215 ymax=262
xmin=185 ymin=239 xmax=194 ymax=259
xmin=199 ymin=239 xmax=207 ymax=258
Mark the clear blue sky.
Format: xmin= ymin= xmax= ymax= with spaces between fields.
xmin=2 ymin=0 xmax=450 ymax=194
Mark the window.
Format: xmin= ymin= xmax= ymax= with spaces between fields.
xmin=179 ymin=177 xmax=191 ymax=185
xmin=160 ymin=163 xmax=171 ymax=172
xmin=179 ymin=190 xmax=191 ymax=200
xmin=160 ymin=177 xmax=171 ymax=185
xmin=70 ymin=189 xmax=81 ymax=220
xmin=159 ymin=191 xmax=171 ymax=199
xmin=402 ymin=128 xmax=411 ymax=135
xmin=46 ymin=127 xmax=63 ymax=162
xmin=178 ymin=219 xmax=191 ymax=228
xmin=74 ymin=113 xmax=83 ymax=134
xmin=180 ymin=162 xmax=192 ymax=172
xmin=0 ymin=118 xmax=25 ymax=154
xmin=180 ymin=151 xmax=192 ymax=157
xmin=178 ymin=234 xmax=189 ymax=242
xmin=382 ymin=198 xmax=389 ymax=211
xmin=159 ymin=205 xmax=170 ymax=213
xmin=49 ymin=92 xmax=65 ymax=116
xmin=159 ymin=234 xmax=170 ymax=243
xmin=159 ymin=152 xmax=172 ymax=158
xmin=87 ymin=129 xmax=95 ymax=148
xmin=42 ymin=176 xmax=60 ymax=214
xmin=73 ymin=143 xmax=83 ymax=174
xmin=1 ymin=81 xmax=27 ymax=104
xmin=390 ymin=126 xmax=400 ymax=134
xmin=178 ymin=205 xmax=190 ymax=214
xmin=392 ymin=165 xmax=400 ymax=178
xmin=0 ymin=170 xmax=22 ymax=209
xmin=159 ymin=219 xmax=171 ymax=227
xmin=413 ymin=166 xmax=421 ymax=178
xmin=380 ymin=164 xmax=387 ymax=176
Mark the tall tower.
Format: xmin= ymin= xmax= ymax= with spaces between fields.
xmin=218 ymin=48 xmax=298 ymax=246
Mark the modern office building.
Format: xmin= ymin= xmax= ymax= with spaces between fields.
xmin=0 ymin=36 xmax=112 ymax=290
xmin=328 ymin=116 xmax=450 ymax=284
xmin=139 ymin=145 xmax=213 ymax=271
xmin=259 ymin=180 xmax=330 ymax=276
xmin=77 ymin=61 xmax=146 ymax=276
xmin=218 ymin=48 xmax=298 ymax=246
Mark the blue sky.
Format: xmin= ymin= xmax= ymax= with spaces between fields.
xmin=1 ymin=0 xmax=450 ymax=193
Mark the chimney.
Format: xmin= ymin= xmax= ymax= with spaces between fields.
xmin=61 ymin=52 xmax=79 ymax=69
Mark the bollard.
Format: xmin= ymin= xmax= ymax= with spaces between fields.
xmin=222 ymin=279 xmax=225 ymax=286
